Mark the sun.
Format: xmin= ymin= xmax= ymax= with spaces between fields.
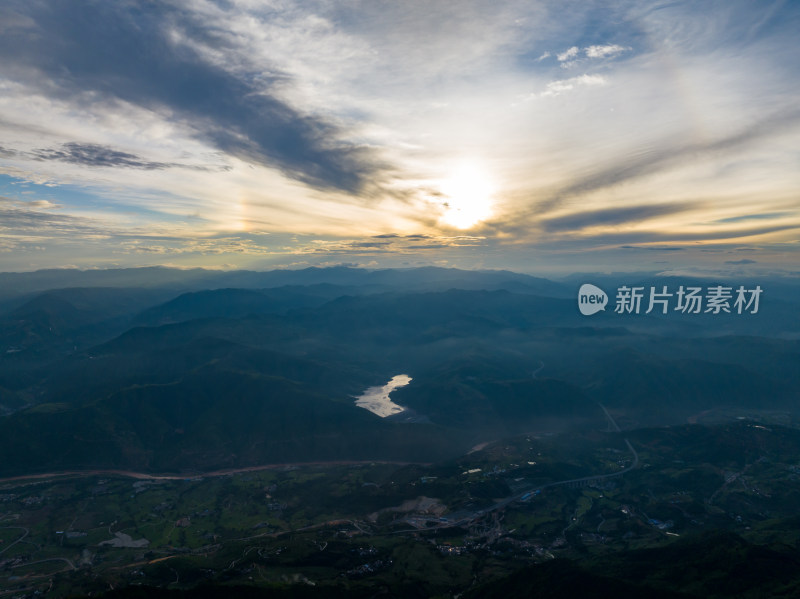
xmin=439 ymin=163 xmax=494 ymax=229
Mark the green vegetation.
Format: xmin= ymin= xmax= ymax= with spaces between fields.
xmin=0 ymin=422 xmax=798 ymax=597
xmin=0 ymin=267 xmax=798 ymax=596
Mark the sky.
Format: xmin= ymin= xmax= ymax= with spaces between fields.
xmin=0 ymin=0 xmax=798 ymax=275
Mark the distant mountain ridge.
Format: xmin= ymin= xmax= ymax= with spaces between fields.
xmin=0 ymin=266 xmax=797 ymax=477
xmin=0 ymin=265 xmax=572 ymax=301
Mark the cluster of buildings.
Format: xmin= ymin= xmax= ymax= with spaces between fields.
xmin=345 ymin=558 xmax=392 ymax=578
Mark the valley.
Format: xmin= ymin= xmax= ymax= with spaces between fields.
xmin=2 ymin=421 xmax=800 ymax=597
xmin=0 ymin=266 xmax=798 ymax=597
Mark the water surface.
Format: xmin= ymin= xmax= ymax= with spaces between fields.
xmin=355 ymin=374 xmax=412 ymax=417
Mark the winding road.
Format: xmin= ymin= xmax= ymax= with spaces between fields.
xmin=0 ymin=403 xmax=639 ymax=545
xmin=0 ymin=527 xmax=28 ymax=555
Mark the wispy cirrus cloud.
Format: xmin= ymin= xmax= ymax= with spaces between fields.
xmin=715 ymin=212 xmax=794 ymax=224
xmin=552 ymin=43 xmax=630 ymax=68
xmin=0 ymin=0 xmax=384 ymax=194
xmin=585 ymin=44 xmax=631 ymax=59
xmin=540 ymin=74 xmax=607 ymax=97
xmin=534 ymin=108 xmax=800 ymax=214
xmin=541 ymin=202 xmax=698 ymax=232
xmin=32 ymin=143 xmax=177 ymax=171
xmin=0 ymin=0 xmax=798 ymax=273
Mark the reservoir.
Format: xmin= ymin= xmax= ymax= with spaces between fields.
xmin=355 ymin=374 xmax=412 ymax=417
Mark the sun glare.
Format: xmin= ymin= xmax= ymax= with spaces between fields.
xmin=439 ymin=164 xmax=494 ymax=229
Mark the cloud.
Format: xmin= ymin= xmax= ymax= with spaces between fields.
xmin=32 ymin=143 xmax=174 ymax=170
xmin=620 ymin=245 xmax=685 ymax=251
xmin=0 ymin=1 xmax=383 ymax=193
xmin=716 ymin=212 xmax=792 ymax=223
xmin=585 ymin=44 xmax=630 ymax=59
xmin=0 ymin=202 xmax=103 ymax=235
xmin=536 ymin=108 xmax=800 ymax=212
xmin=541 ymin=202 xmax=698 ymax=232
xmin=590 ymin=223 xmax=800 ymax=244
xmin=540 ymin=74 xmax=607 ymax=97
xmin=0 ymin=0 xmax=798 ymax=273
xmin=26 ymin=199 xmax=59 ymax=210
xmin=350 ymin=241 xmax=392 ymax=248
xmin=725 ymin=259 xmax=757 ymax=265
xmin=489 ymin=203 xmax=800 ymax=249
xmin=557 ymin=46 xmax=579 ymax=61
xmin=550 ymin=43 xmax=630 ymax=69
